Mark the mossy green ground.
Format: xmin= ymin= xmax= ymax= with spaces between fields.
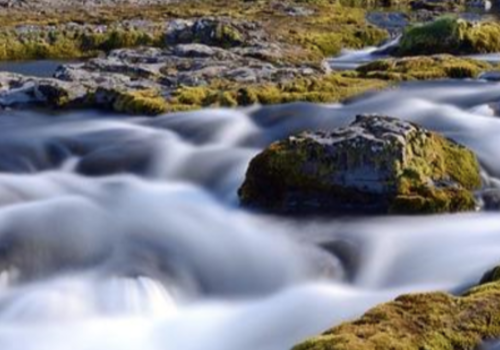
xmin=357 ymin=55 xmax=494 ymax=80
xmin=112 ymin=89 xmax=168 ymax=116
xmin=0 ymin=0 xmax=388 ymax=62
xmin=294 ymin=276 xmax=500 ymax=350
xmin=398 ymin=16 xmax=500 ymax=56
xmin=0 ymin=26 xmax=163 ymax=61
xmin=168 ymin=73 xmax=389 ymax=110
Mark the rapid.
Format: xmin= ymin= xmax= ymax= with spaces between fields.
xmin=0 ymin=57 xmax=500 ymax=350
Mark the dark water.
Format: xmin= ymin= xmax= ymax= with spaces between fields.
xmin=0 ymin=60 xmax=73 ymax=78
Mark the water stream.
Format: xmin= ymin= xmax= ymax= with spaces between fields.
xmin=0 ymin=46 xmax=500 ymax=349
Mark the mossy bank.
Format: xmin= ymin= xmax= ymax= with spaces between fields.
xmin=0 ymin=0 xmax=388 ymax=62
xmin=397 ymin=16 xmax=500 ymax=56
xmin=294 ymin=265 xmax=500 ymax=350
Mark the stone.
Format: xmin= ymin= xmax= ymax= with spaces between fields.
xmin=238 ymin=115 xmax=481 ymax=215
xmin=396 ymin=17 xmax=500 ymax=56
xmin=480 ymin=189 xmax=500 ymax=211
xmin=0 ymin=73 xmax=87 ymax=108
xmin=293 ymin=269 xmax=500 ymax=350
xmin=164 ymin=17 xmax=266 ymax=48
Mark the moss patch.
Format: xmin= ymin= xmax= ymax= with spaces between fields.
xmin=397 ymin=16 xmax=500 ymax=56
xmin=0 ymin=26 xmax=162 ymax=61
xmin=357 ymin=55 xmax=494 ymax=81
xmin=390 ymin=129 xmax=481 ymax=214
xmin=294 ymin=278 xmax=500 ymax=350
xmin=166 ymin=73 xmax=389 ymax=111
xmin=112 ymin=89 xmax=167 ymax=115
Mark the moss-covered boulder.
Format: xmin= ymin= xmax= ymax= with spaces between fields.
xmin=293 ymin=276 xmax=500 ymax=350
xmin=357 ymin=55 xmax=493 ymax=80
xmin=238 ymin=115 xmax=481 ymax=214
xmin=397 ymin=17 xmax=500 ymax=56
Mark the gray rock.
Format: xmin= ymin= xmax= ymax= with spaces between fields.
xmin=238 ymin=115 xmax=481 ymax=215
xmin=0 ymin=73 xmax=86 ymax=107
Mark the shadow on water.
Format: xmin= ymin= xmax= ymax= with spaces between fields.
xmin=0 ymin=60 xmax=75 ymax=78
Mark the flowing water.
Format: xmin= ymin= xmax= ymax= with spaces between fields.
xmin=1 ymin=61 xmax=500 ymax=349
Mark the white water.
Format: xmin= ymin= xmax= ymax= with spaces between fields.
xmin=329 ymin=36 xmax=500 ymax=70
xmin=0 ymin=79 xmax=500 ymax=349
xmin=328 ymin=36 xmax=399 ymax=70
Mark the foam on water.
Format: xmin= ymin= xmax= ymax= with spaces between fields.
xmin=0 ymin=78 xmax=499 ymax=349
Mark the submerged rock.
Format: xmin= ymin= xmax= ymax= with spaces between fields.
xmin=293 ymin=269 xmax=500 ymax=350
xmin=480 ymin=189 xmax=500 ymax=211
xmin=238 ymin=115 xmax=481 ymax=215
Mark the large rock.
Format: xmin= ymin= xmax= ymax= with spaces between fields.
xmin=397 ymin=17 xmax=500 ymax=56
xmin=238 ymin=115 xmax=481 ymax=214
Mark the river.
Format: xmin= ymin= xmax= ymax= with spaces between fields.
xmin=0 ymin=56 xmax=499 ymax=350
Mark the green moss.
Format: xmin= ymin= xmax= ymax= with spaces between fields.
xmin=0 ymin=26 xmax=163 ymax=61
xmin=389 ymin=130 xmax=481 ymax=213
xmin=285 ymin=5 xmax=388 ymax=57
xmin=294 ymin=278 xmax=500 ymax=350
xmin=398 ymin=16 xmax=500 ymax=56
xmin=239 ymin=116 xmax=480 ymax=214
xmin=168 ymin=73 xmax=388 ymax=111
xmin=357 ymin=55 xmax=494 ymax=81
xmin=0 ymin=0 xmax=389 ymax=62
xmin=112 ymin=89 xmax=167 ymax=115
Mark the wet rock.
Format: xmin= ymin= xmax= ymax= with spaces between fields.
xmin=0 ymin=73 xmax=87 ymax=108
xmin=480 ymin=189 xmax=500 ymax=211
xmin=0 ymin=38 xmax=322 ymax=114
xmin=238 ymin=115 xmax=481 ymax=215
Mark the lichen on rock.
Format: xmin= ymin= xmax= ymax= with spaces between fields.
xmin=238 ymin=115 xmax=481 ymax=214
